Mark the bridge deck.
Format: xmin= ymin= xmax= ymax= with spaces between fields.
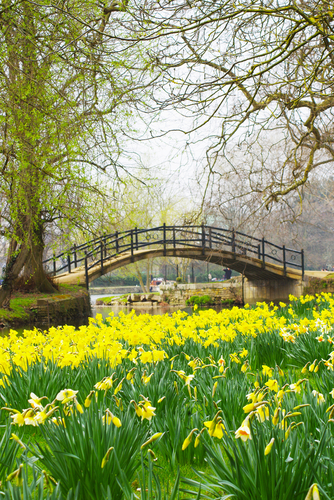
xmin=54 ymin=247 xmax=304 ymax=286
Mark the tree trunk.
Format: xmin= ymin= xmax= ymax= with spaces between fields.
xmin=134 ymin=262 xmax=147 ymax=293
xmin=0 ymin=244 xmax=30 ymax=308
xmin=23 ymin=223 xmax=57 ymax=294
xmin=145 ymin=259 xmax=151 ymax=293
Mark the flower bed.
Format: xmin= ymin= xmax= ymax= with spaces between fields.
xmin=0 ymin=294 xmax=333 ymax=499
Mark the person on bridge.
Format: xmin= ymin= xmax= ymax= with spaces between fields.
xmin=224 ymin=268 xmax=232 ymax=280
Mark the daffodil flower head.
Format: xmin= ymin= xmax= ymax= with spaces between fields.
xmin=28 ymin=393 xmax=47 ymax=409
xmin=264 ymin=437 xmax=275 ymax=455
xmin=235 ymin=420 xmax=252 ymax=442
xmin=56 ymin=389 xmax=78 ymax=402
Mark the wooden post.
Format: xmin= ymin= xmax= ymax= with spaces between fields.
xmin=173 ymin=226 xmax=176 ymax=248
xmin=115 ymin=231 xmax=119 ymax=254
xmin=131 ymin=230 xmax=134 ymax=262
xmin=100 ymin=242 xmax=104 ymax=274
xmin=85 ymin=252 xmax=89 ymax=290
xmin=67 ymin=254 xmax=71 ymax=273
xmin=103 ymin=235 xmax=107 ymax=258
xmin=74 ymin=244 xmax=77 ymax=268
xmin=53 ymin=252 xmax=56 ymax=275
xmin=163 ymin=223 xmax=166 ymax=256
xmin=258 ymin=244 xmax=261 ymax=260
xmin=209 ymin=227 xmax=212 ymax=249
xmin=283 ymin=245 xmax=286 ymax=276
xmin=262 ymin=238 xmax=265 ymax=268
xmin=301 ymin=249 xmax=304 ymax=280
xmin=231 ymin=228 xmax=236 ymax=253
xmin=135 ymin=227 xmax=138 ymax=250
xmin=202 ymin=224 xmax=205 ymax=255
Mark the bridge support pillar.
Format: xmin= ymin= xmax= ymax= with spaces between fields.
xmin=243 ymin=278 xmax=305 ymax=305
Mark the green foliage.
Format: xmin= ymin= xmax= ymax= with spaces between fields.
xmin=0 ymin=422 xmax=20 ymax=482
xmin=221 ymin=298 xmax=234 ymax=306
xmin=183 ymin=419 xmax=333 ymax=500
xmin=185 ymin=296 xmax=213 ymax=306
xmin=33 ymin=405 xmax=148 ymax=500
xmin=0 ymin=297 xmax=35 ymax=322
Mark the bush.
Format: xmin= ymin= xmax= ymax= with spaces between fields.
xmin=221 ymin=298 xmax=234 ymax=306
xmin=185 ymin=295 xmax=213 ymax=306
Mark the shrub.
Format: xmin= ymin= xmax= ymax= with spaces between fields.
xmin=185 ymin=295 xmax=213 ymax=306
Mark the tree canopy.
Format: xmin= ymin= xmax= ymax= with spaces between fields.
xmin=0 ymin=0 xmax=140 ymax=305
xmin=122 ymin=0 xmax=334 ymax=209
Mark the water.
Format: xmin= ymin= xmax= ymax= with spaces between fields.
xmin=90 ymin=293 xmax=193 ymax=318
xmin=1 ymin=291 xmax=224 ymax=335
xmin=0 ymin=293 xmax=189 ymax=334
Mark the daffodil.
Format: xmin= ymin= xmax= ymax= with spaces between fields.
xmin=264 ymin=437 xmax=275 ymax=455
xmin=265 ymin=379 xmax=279 ymax=392
xmin=141 ymin=371 xmax=153 ymax=384
xmin=28 ymin=393 xmax=47 ymax=409
xmin=204 ymin=418 xmax=225 ymax=439
xmin=6 ymin=464 xmax=23 ymax=486
xmin=94 ymin=376 xmax=114 ymax=391
xmin=309 ymin=360 xmax=317 ymax=372
xmin=235 ymin=421 xmax=251 ymax=442
xmin=272 ymin=407 xmax=280 ymax=426
xmin=55 ymin=389 xmax=78 ymax=402
xmin=101 ymin=447 xmax=114 ymax=468
xmin=10 ymin=433 xmax=26 ymax=449
xmin=141 ymin=432 xmax=163 ymax=449
xmin=262 ymin=365 xmax=273 ymax=377
xmin=84 ymin=391 xmax=95 ymax=408
xmin=10 ymin=412 xmax=25 ymax=426
xmin=103 ymin=409 xmax=121 ymax=427
xmin=304 ymin=483 xmax=320 ymax=500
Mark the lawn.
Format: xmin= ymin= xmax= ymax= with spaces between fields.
xmin=0 ymin=294 xmax=333 ymax=499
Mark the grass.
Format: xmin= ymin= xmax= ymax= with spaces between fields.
xmin=0 ymin=285 xmax=85 ymax=325
xmin=97 ymin=294 xmax=128 ymax=305
xmin=0 ymin=297 xmax=37 ymax=322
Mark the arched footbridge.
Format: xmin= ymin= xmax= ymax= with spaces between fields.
xmin=43 ymin=225 xmax=305 ymax=288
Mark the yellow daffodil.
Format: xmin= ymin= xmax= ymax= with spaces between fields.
xmin=265 ymin=379 xmax=279 ymax=392
xmin=264 ymin=437 xmax=275 ymax=455
xmin=182 ymin=429 xmax=198 ymax=450
xmin=235 ymin=421 xmax=251 ymax=442
xmin=56 ymin=389 xmax=78 ymax=402
xmin=101 ymin=447 xmax=114 ymax=468
xmin=141 ymin=432 xmax=163 ymax=449
xmin=304 ymin=483 xmax=320 ymax=500
xmin=84 ymin=391 xmax=95 ymax=408
xmin=28 ymin=393 xmax=47 ymax=409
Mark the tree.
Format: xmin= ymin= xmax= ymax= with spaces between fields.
xmin=90 ymin=174 xmax=192 ymax=292
xmin=123 ymin=0 xmax=334 ymax=210
xmin=0 ymin=0 xmax=138 ymax=306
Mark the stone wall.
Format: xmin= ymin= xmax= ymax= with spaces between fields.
xmin=161 ymin=275 xmax=330 ymax=307
xmin=34 ymin=289 xmax=91 ymax=326
xmin=243 ymin=279 xmax=305 ymax=305
xmin=89 ymin=285 xmax=142 ymax=295
xmin=160 ymin=280 xmax=242 ymax=305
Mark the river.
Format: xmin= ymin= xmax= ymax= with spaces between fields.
xmin=90 ymin=294 xmax=194 ymax=319
xmin=1 ymin=292 xmax=199 ymax=335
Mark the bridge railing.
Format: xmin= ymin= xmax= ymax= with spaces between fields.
xmin=43 ymin=224 xmax=304 ymax=287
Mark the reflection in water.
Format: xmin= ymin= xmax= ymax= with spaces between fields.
xmin=1 ymin=292 xmax=226 ymax=335
xmin=91 ymin=304 xmax=194 ymax=320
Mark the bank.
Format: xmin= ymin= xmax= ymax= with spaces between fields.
xmin=0 ymin=284 xmax=91 ymax=329
xmin=95 ymin=278 xmax=243 ymax=308
xmin=95 ymin=273 xmax=334 ymax=309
